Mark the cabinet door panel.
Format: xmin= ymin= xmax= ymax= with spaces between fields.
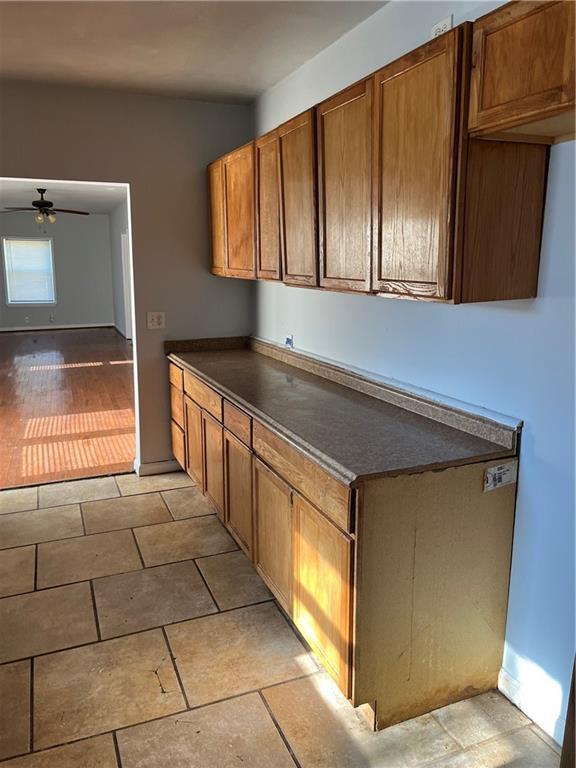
xmin=202 ymin=412 xmax=224 ymax=520
xmin=209 ymin=159 xmax=226 ymax=276
xmin=253 ymin=458 xmax=293 ymax=613
xmin=294 ymin=494 xmax=352 ymax=697
xmin=171 ymin=421 xmax=186 ymax=471
xmin=223 ymin=143 xmax=256 ymax=278
xmin=224 ymin=431 xmax=253 ymax=557
xmin=256 ymin=131 xmax=282 ymax=280
xmin=469 ymin=1 xmax=575 ymax=136
xmin=373 ymin=30 xmax=461 ymax=298
xmin=318 ymin=79 xmax=372 ymax=292
xmin=185 ymin=396 xmax=203 ymax=486
xmin=279 ymin=110 xmax=318 ymax=287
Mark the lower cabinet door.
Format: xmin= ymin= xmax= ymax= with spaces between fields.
xmin=185 ymin=396 xmax=203 ymax=486
xmin=224 ymin=430 xmax=253 ymax=557
xmin=293 ymin=493 xmax=352 ymax=697
xmin=202 ymin=411 xmax=224 ymax=520
xmin=253 ymin=458 xmax=293 ymax=614
xmin=171 ymin=420 xmax=186 ymax=470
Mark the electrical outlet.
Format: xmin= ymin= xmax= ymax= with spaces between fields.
xmin=146 ymin=311 xmax=166 ymax=330
xmin=49 ymin=314 xmax=55 ymax=323
xmin=285 ymin=334 xmax=294 ymax=349
xmin=431 ymin=15 xmax=453 ymax=38
xmin=24 ymin=316 xmax=30 ymax=324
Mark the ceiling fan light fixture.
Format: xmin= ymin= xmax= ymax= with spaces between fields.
xmin=34 ymin=212 xmax=45 ymax=224
xmin=47 ymin=212 xmax=57 ymax=224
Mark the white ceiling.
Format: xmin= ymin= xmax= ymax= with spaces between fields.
xmin=0 ymin=179 xmax=128 ymax=214
xmin=0 ymin=1 xmax=384 ymax=102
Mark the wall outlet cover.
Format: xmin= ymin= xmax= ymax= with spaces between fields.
xmin=146 ymin=311 xmax=166 ymax=330
xmin=431 ymin=15 xmax=453 ymax=38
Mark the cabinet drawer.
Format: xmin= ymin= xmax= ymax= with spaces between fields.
xmin=170 ymin=385 xmax=184 ymax=428
xmin=223 ymin=400 xmax=252 ymax=447
xmin=169 ymin=362 xmax=183 ymax=391
xmin=171 ymin=421 xmax=186 ymax=470
xmin=184 ymin=370 xmax=223 ymax=421
xmin=253 ymin=422 xmax=351 ymax=532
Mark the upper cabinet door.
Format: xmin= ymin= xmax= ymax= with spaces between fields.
xmin=255 ymin=131 xmax=282 ymax=280
xmin=222 ymin=143 xmax=256 ymax=279
xmin=372 ymin=30 xmax=463 ymax=299
xmin=317 ymin=80 xmax=373 ymax=293
xmin=469 ymin=1 xmax=575 ymax=140
xmin=208 ymin=159 xmax=226 ymax=276
xmin=278 ymin=110 xmax=318 ymax=287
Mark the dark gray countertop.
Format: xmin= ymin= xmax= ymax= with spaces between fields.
xmin=168 ymin=349 xmax=513 ymax=485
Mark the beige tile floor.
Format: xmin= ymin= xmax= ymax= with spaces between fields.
xmin=0 ymin=472 xmax=561 ymax=767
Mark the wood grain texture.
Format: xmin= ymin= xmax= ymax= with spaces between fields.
xmin=293 ymin=493 xmax=353 ymax=696
xmin=469 ymin=1 xmax=575 ymax=137
xmin=208 ymin=159 xmax=227 ymax=276
xmin=354 ymin=460 xmax=517 ymax=727
xmin=372 ymin=30 xmax=460 ymax=298
xmin=253 ymin=457 xmax=293 ymax=613
xmin=461 ymin=139 xmax=548 ymax=302
xmin=202 ymin=411 xmax=224 ymax=519
xmin=255 ymin=130 xmax=282 ymax=280
xmin=169 ymin=362 xmax=183 ymax=390
xmin=222 ymin=142 xmax=256 ymax=278
xmin=183 ymin=370 xmax=223 ymax=421
xmin=171 ymin=421 xmax=186 ymax=470
xmin=170 ymin=385 xmax=184 ymax=429
xmin=252 ymin=421 xmax=351 ymax=532
xmin=185 ymin=395 xmax=203 ymax=486
xmin=223 ymin=400 xmax=252 ymax=448
xmin=0 ymin=328 xmax=134 ymax=489
xmin=224 ymin=429 xmax=253 ymax=557
xmin=278 ymin=110 xmax=318 ymax=287
xmin=317 ymin=79 xmax=373 ymax=292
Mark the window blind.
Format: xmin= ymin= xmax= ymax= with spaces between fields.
xmin=2 ymin=238 xmax=56 ymax=304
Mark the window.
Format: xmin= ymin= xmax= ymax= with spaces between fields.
xmin=2 ymin=238 xmax=56 ymax=304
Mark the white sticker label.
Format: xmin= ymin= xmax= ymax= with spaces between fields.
xmin=484 ymin=461 xmax=518 ymax=492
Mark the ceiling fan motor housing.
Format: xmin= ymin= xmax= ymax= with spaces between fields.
xmin=33 ymin=189 xmax=53 ymax=209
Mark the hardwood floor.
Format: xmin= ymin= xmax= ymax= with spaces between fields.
xmin=0 ymin=328 xmax=135 ymax=489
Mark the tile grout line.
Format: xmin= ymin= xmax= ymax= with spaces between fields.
xmin=112 ymin=731 xmax=124 ymax=767
xmin=29 ymin=656 xmax=34 ymax=753
xmin=130 ymin=528 xmax=147 ymax=569
xmin=79 ymin=503 xmax=87 ymax=536
xmin=258 ymin=690 xmax=304 ymax=768
xmin=160 ymin=625 xmax=191 ymax=710
xmin=33 ymin=544 xmax=38 ymax=591
xmin=191 ymin=558 xmax=222 ymax=611
xmin=89 ymin=580 xmax=102 ymax=641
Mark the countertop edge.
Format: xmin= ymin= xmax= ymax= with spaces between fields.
xmin=167 ymin=351 xmax=516 ymax=488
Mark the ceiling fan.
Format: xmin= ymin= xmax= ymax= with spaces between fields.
xmin=0 ymin=188 xmax=90 ymax=224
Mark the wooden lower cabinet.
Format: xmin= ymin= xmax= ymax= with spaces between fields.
xmin=185 ymin=395 xmax=203 ymax=486
xmin=202 ymin=412 xmax=224 ymax=520
xmin=253 ymin=458 xmax=293 ymax=614
xmin=293 ymin=493 xmax=353 ymax=696
xmin=171 ymin=421 xmax=186 ymax=471
xmin=224 ymin=430 xmax=253 ymax=556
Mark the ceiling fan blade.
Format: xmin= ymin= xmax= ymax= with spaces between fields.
xmin=52 ymin=208 xmax=90 ymax=216
xmin=1 ymin=207 xmax=36 ymax=211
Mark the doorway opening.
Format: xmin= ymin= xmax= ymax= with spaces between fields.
xmin=0 ymin=177 xmax=138 ymax=489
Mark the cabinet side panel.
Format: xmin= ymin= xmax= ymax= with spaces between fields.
xmin=354 ymin=461 xmax=516 ymax=727
xmin=462 ymin=139 xmax=548 ymax=302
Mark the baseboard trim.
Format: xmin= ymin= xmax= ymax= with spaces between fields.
xmin=0 ymin=323 xmax=115 ymax=333
xmin=133 ymin=459 xmax=180 ymax=476
xmin=499 ymin=667 xmax=564 ymax=747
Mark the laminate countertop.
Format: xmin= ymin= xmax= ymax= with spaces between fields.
xmin=168 ymin=348 xmax=514 ymax=485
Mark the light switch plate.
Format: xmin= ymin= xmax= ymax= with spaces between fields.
xmin=431 ymin=15 xmax=453 ymax=38
xmin=147 ymin=311 xmax=165 ymax=330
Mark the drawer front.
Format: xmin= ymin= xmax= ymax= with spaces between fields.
xmin=169 ymin=362 xmax=183 ymax=391
xmin=170 ymin=385 xmax=184 ymax=428
xmin=184 ymin=370 xmax=223 ymax=421
xmin=171 ymin=421 xmax=186 ymax=470
xmin=253 ymin=422 xmax=351 ymax=532
xmin=223 ymin=400 xmax=252 ymax=447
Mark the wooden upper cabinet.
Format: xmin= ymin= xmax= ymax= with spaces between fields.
xmin=255 ymin=131 xmax=282 ymax=280
xmin=208 ymin=159 xmax=226 ymax=276
xmin=469 ymin=1 xmax=575 ymax=141
xmin=372 ymin=29 xmax=463 ymax=299
xmin=278 ymin=110 xmax=318 ymax=287
xmin=317 ymin=79 xmax=373 ymax=292
xmin=222 ymin=143 xmax=256 ymax=278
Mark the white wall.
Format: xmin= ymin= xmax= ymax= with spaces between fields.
xmin=256 ymin=0 xmax=575 ymax=743
xmin=0 ymin=81 xmax=254 ymax=469
xmin=0 ymin=212 xmax=114 ymax=329
xmin=109 ymin=199 xmax=130 ymax=337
